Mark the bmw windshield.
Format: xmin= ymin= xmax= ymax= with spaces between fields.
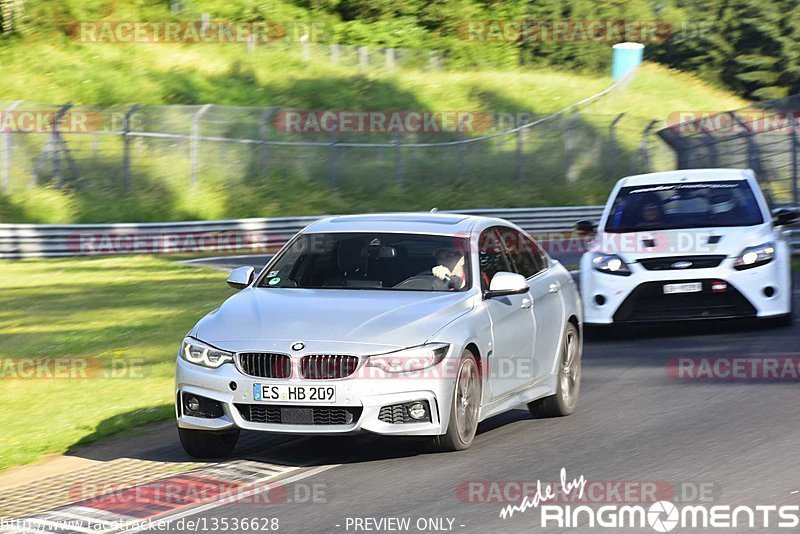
xmin=257 ymin=232 xmax=471 ymax=291
xmin=604 ymin=180 xmax=764 ymax=233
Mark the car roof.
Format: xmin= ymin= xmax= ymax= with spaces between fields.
xmin=302 ymin=212 xmax=508 ymax=236
xmin=617 ymin=168 xmax=755 ymax=187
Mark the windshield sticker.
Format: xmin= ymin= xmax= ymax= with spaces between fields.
xmin=268 ymin=277 xmax=281 ymax=285
xmin=629 ymin=183 xmax=740 ymax=195
xmin=267 ymin=270 xmax=279 ymax=277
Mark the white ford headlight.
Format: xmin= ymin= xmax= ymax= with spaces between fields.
xmin=365 ymin=344 xmax=449 ymax=373
xmin=592 ymin=253 xmax=631 ymax=276
xmin=734 ymin=242 xmax=775 ymax=270
xmin=181 ymin=337 xmax=234 ymax=369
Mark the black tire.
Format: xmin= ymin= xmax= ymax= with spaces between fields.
xmin=434 ymin=349 xmax=481 ymax=452
xmin=178 ymin=427 xmax=239 ymax=459
xmin=529 ymin=322 xmax=582 ymax=418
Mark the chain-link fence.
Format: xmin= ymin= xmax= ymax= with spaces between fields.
xmin=657 ymin=94 xmax=800 ymax=205
xmin=0 ymin=76 xmax=674 ymax=212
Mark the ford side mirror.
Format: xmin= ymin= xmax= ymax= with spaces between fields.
xmin=227 ymin=266 xmax=255 ymax=290
xmin=773 ymin=208 xmax=799 ymax=227
xmin=575 ymin=219 xmax=597 ymax=236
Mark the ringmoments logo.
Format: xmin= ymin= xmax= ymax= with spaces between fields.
xmin=499 ymin=469 xmax=800 ymax=531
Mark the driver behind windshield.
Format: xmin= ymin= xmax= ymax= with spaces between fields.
xmin=432 ymin=248 xmax=466 ymax=290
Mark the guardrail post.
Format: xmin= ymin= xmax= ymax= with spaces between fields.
xmin=1 ymin=100 xmax=22 ymax=192
xmin=190 ymin=104 xmax=212 ymax=188
xmin=121 ymin=104 xmax=140 ymax=194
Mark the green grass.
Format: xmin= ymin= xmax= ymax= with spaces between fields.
xmin=0 ymin=257 xmax=233 ymax=471
xmin=0 ymin=56 xmax=748 ymax=224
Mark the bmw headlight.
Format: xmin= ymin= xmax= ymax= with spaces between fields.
xmin=181 ymin=337 xmax=234 ymax=369
xmin=734 ymin=242 xmax=775 ymax=270
xmin=592 ymin=253 xmax=631 ymax=276
xmin=365 ymin=343 xmax=449 ymax=373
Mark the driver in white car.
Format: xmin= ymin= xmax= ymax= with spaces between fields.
xmin=432 ymin=248 xmax=467 ymax=290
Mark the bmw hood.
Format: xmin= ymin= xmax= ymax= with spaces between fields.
xmin=591 ymin=224 xmax=775 ymax=262
xmin=191 ymin=287 xmax=475 ymax=352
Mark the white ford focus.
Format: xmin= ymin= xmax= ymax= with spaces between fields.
xmin=175 ymin=213 xmax=582 ymax=458
xmin=579 ymin=168 xmax=798 ymax=326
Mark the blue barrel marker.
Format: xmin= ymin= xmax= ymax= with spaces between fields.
xmin=612 ymin=42 xmax=644 ymax=80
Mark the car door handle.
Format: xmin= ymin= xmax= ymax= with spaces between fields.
xmin=521 ymin=297 xmax=533 ymax=309
xmin=548 ymin=282 xmax=561 ymax=294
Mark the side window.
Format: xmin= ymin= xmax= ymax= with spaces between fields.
xmin=497 ymin=228 xmax=546 ymax=278
xmin=478 ymin=228 xmax=513 ymax=291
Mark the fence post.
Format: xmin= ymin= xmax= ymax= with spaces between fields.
xmin=515 ymin=128 xmax=524 ymax=183
xmin=330 ymin=44 xmax=339 ymax=66
xmin=394 ymin=132 xmax=404 ymax=187
xmin=302 ymin=41 xmax=311 ymax=62
xmin=608 ymin=113 xmax=625 ymax=177
xmin=792 ymin=114 xmax=799 ymax=206
xmin=386 ymin=48 xmax=395 ymax=73
xmin=429 ymin=51 xmax=439 ymax=70
xmin=36 ymin=102 xmax=73 ymax=189
xmin=634 ymin=119 xmax=659 ymax=174
xmin=564 ymin=111 xmax=580 ymax=182
xmin=697 ymin=122 xmax=719 ymax=168
xmin=260 ymin=107 xmax=277 ymax=173
xmin=121 ymin=104 xmax=139 ymax=194
xmin=1 ymin=100 xmax=22 ymax=192
xmin=329 ymin=132 xmax=338 ymax=187
xmin=358 ymin=46 xmax=368 ymax=72
xmin=190 ymin=104 xmax=212 ymax=188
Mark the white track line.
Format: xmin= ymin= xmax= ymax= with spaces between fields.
xmin=112 ymin=464 xmax=340 ymax=534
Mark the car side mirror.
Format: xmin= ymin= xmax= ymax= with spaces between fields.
xmin=484 ymin=272 xmax=529 ymax=299
xmin=575 ymin=219 xmax=597 ymax=236
xmin=773 ymin=208 xmax=799 ymax=227
xmin=227 ymin=266 xmax=254 ymax=290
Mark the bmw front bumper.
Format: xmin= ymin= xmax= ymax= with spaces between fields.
xmin=175 ymin=356 xmax=456 ymax=436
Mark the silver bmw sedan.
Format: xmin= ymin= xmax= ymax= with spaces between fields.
xmin=175 ymin=213 xmax=583 ymax=457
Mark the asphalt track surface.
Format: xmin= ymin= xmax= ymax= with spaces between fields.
xmin=154 ymin=306 xmax=800 ymax=534
xmin=9 ymin=254 xmax=800 ymax=534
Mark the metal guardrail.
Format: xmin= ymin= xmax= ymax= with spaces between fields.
xmin=1 ymin=206 xmax=797 ymax=259
xmin=0 ymin=207 xmax=604 ymax=259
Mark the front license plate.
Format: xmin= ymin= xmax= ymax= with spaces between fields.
xmin=253 ymin=384 xmax=336 ymax=403
xmin=663 ymin=282 xmax=702 ymax=295
xmin=280 ymin=407 xmax=314 ymax=424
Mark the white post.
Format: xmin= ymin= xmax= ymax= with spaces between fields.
xmin=386 ymin=48 xmax=395 ymax=73
xmin=190 ymin=104 xmax=212 ymax=188
xmin=358 ymin=46 xmax=368 ymax=72
xmin=330 ymin=44 xmax=339 ymax=65
xmin=1 ymin=100 xmax=22 ymax=192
